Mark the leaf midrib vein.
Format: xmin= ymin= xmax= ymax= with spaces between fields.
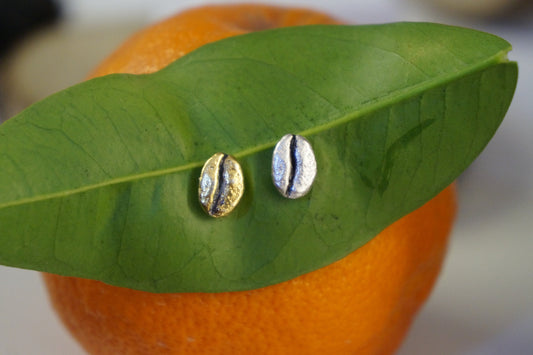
xmin=0 ymin=50 xmax=510 ymax=210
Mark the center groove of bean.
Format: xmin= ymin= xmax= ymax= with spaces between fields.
xmin=210 ymin=154 xmax=228 ymax=215
xmin=287 ymin=134 xmax=298 ymax=197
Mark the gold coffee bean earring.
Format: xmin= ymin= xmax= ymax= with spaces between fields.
xmin=198 ymin=153 xmax=244 ymax=217
xmin=272 ymin=134 xmax=317 ymax=199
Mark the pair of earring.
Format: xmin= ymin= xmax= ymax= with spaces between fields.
xmin=198 ymin=134 xmax=317 ymax=217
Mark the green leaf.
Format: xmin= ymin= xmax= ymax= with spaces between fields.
xmin=0 ymin=23 xmax=517 ymax=292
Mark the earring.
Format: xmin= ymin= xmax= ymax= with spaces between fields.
xmin=198 ymin=152 xmax=244 ymax=217
xmin=272 ymin=134 xmax=317 ymax=199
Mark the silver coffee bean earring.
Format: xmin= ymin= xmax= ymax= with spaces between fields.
xmin=198 ymin=152 xmax=244 ymax=217
xmin=272 ymin=134 xmax=317 ymax=199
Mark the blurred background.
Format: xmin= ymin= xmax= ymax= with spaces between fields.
xmin=0 ymin=0 xmax=532 ymax=354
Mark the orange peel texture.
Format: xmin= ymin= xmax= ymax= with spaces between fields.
xmin=43 ymin=5 xmax=456 ymax=355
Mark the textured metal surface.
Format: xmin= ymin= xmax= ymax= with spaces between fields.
xmin=272 ymin=134 xmax=317 ymax=199
xmin=198 ymin=153 xmax=244 ymax=217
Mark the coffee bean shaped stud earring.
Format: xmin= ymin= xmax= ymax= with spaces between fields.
xmin=272 ymin=134 xmax=317 ymax=199
xmin=199 ymin=153 xmax=244 ymax=217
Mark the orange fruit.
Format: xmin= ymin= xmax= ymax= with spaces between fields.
xmin=42 ymin=4 xmax=456 ymax=355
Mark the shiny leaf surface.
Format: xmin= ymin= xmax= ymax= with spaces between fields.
xmin=0 ymin=23 xmax=517 ymax=292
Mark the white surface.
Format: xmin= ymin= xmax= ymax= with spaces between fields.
xmin=1 ymin=1 xmax=532 ymax=354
